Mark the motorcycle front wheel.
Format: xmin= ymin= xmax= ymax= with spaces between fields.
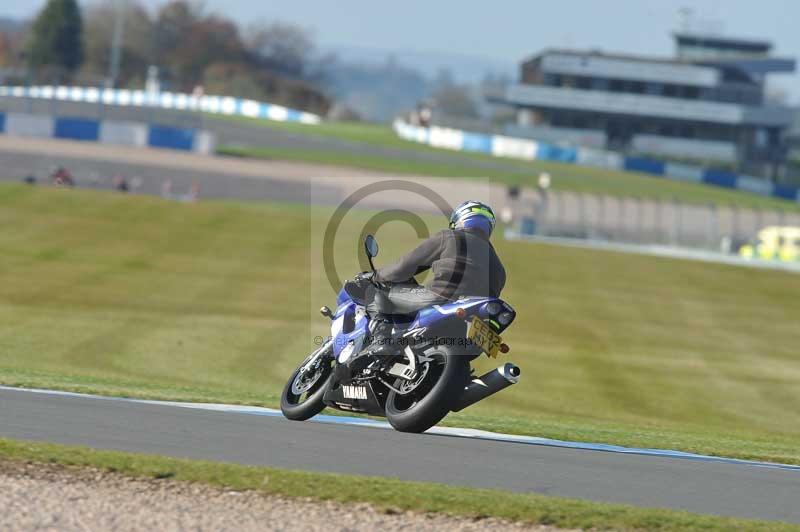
xmin=384 ymin=346 xmax=469 ymax=433
xmin=280 ymin=343 xmax=335 ymax=421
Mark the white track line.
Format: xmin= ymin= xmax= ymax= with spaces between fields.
xmin=2 ymin=385 xmax=799 ymax=472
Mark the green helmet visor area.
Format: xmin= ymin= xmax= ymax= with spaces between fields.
xmin=449 ymin=202 xmax=496 ymax=230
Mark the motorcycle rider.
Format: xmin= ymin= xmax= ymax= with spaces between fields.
xmin=359 ymin=200 xmax=505 ymax=354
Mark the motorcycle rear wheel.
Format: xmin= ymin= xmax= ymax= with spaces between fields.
xmin=384 ymin=346 xmax=469 ymax=433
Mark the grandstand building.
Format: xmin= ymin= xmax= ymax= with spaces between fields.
xmin=488 ymin=33 xmax=796 ymax=177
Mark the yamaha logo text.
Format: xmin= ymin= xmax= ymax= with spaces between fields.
xmin=342 ymin=385 xmax=368 ymax=400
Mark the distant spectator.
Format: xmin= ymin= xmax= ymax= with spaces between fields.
xmin=501 ymin=185 xmax=520 ymax=225
xmin=113 ymin=174 xmax=129 ymax=193
xmin=51 ymin=167 xmax=75 ymax=187
xmin=418 ymin=105 xmax=432 ymax=127
xmin=532 ymin=172 xmax=552 ymax=235
xmin=183 ymin=182 xmax=200 ymax=203
xmin=500 ymin=205 xmax=513 ymax=225
xmin=161 ymin=179 xmax=173 ymax=199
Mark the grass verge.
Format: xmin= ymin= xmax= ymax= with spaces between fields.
xmin=1 ymin=438 xmax=796 ymax=531
xmin=211 ymin=116 xmax=800 ymax=211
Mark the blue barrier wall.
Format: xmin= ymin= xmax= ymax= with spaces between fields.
xmin=54 ymin=117 xmax=100 ymax=141
xmin=624 ymin=157 xmax=665 ymax=176
xmin=461 ymin=132 xmax=493 ymax=153
xmin=773 ymin=184 xmax=798 ymax=201
xmin=0 ymin=112 xmax=5 ymax=133
xmin=148 ymin=125 xmax=195 ymax=151
xmin=702 ymin=169 xmax=738 ymax=189
xmin=538 ymin=144 xmax=578 ymax=163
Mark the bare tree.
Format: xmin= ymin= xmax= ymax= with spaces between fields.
xmin=0 ymin=32 xmax=11 ymax=67
xmin=245 ymin=21 xmax=313 ymax=78
xmin=151 ymin=1 xmax=246 ymax=91
xmin=432 ymin=84 xmax=479 ymax=119
xmin=82 ymin=0 xmax=153 ymax=86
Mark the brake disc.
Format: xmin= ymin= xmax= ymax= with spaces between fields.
xmin=397 ymin=361 xmax=430 ymax=394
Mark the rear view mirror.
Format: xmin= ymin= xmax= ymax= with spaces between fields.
xmin=365 ymin=234 xmax=379 ymax=258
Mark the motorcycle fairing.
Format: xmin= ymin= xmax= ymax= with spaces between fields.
xmin=330 ymin=288 xmax=515 ymax=365
xmin=331 ymin=298 xmax=369 ymax=363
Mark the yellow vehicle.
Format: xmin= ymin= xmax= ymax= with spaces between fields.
xmin=739 ymin=226 xmax=800 ymax=262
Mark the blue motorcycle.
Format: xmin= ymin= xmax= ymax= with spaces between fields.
xmin=280 ymin=235 xmax=521 ymax=433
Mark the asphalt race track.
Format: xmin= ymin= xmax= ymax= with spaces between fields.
xmin=0 ymin=136 xmax=506 ymax=215
xmin=0 ymin=98 xmax=530 ymax=175
xmin=0 ymin=138 xmax=333 ymax=204
xmin=1 ymin=387 xmax=799 ymax=524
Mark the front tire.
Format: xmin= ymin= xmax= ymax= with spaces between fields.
xmin=385 ymin=346 xmax=469 ymax=433
xmin=280 ymin=345 xmax=334 ymax=421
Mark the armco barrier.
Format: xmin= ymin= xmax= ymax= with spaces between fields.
xmin=0 ymin=85 xmax=321 ymax=125
xmin=0 ymin=112 xmax=214 ymax=154
xmin=393 ymin=119 xmax=800 ymax=204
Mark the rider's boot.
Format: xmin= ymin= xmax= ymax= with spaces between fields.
xmin=364 ymin=316 xmax=395 ymax=356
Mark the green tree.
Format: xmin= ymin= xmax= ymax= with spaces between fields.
xmin=27 ymin=0 xmax=84 ymax=79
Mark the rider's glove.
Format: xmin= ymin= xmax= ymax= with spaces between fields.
xmin=354 ymin=270 xmax=373 ymax=282
xmin=354 ymin=271 xmax=383 ymax=289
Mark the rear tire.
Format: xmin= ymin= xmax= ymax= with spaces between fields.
xmin=385 ymin=346 xmax=469 ymax=433
xmin=280 ymin=346 xmax=334 ymax=421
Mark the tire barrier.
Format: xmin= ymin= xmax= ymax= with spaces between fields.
xmin=0 ymin=85 xmax=321 ymax=125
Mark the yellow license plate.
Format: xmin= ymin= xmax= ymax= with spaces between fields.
xmin=467 ymin=315 xmax=502 ymax=358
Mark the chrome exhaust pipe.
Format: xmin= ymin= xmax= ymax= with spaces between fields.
xmin=451 ymin=363 xmax=520 ymax=412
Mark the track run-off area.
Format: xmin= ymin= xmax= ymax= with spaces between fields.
xmin=1 ymin=386 xmax=799 ymax=524
xmin=1 ymin=135 xmax=795 ymax=274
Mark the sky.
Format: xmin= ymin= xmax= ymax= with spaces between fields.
xmin=4 ymin=0 xmax=800 ymax=102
